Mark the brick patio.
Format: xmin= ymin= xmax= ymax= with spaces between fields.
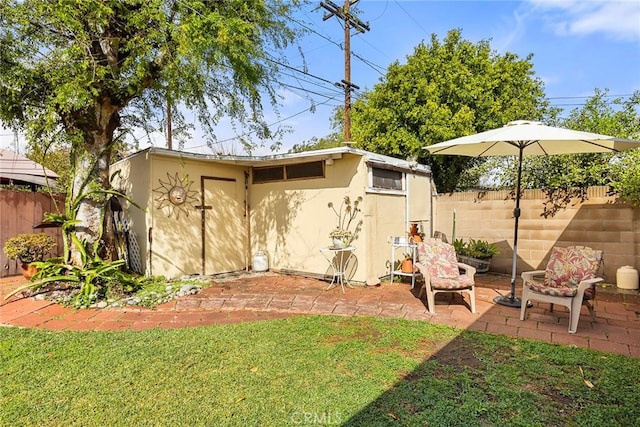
xmin=1 ymin=272 xmax=639 ymax=358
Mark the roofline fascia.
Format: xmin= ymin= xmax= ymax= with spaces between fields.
xmin=113 ymin=145 xmax=431 ymax=174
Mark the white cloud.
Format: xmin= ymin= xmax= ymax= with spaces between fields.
xmin=527 ymin=0 xmax=640 ymax=41
xmin=538 ymin=72 xmax=562 ymax=87
xmin=276 ymin=88 xmax=304 ymax=107
xmin=569 ymin=2 xmax=640 ymax=41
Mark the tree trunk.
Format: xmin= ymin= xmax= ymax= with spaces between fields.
xmin=68 ymin=98 xmax=120 ymax=266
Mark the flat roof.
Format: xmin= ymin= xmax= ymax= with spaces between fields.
xmin=115 ymin=145 xmax=431 ymax=175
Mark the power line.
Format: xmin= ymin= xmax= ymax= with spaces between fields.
xmin=290 ymin=14 xmax=388 ymax=78
xmin=367 ymin=0 xmax=389 ymax=22
xmin=280 ymin=82 xmax=342 ymax=100
xmin=265 ymin=57 xmax=336 ymax=87
xmin=550 ymin=101 xmax=632 ymax=107
xmin=291 ymin=16 xmax=342 ymax=49
xmin=393 ymin=0 xmax=430 ymax=39
xmin=278 ymin=71 xmax=344 ymax=95
xmin=548 ymin=93 xmax=634 ymax=100
xmin=187 ymin=94 xmax=343 ymax=150
xmin=351 ymin=51 xmax=386 ymax=76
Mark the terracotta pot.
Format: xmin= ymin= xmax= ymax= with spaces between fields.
xmin=411 ymin=235 xmax=422 ymax=243
xmin=401 ymin=259 xmax=413 ymax=273
xmin=21 ymin=263 xmax=38 ymax=280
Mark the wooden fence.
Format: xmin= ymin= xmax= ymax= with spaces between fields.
xmin=0 ymin=190 xmax=64 ymax=277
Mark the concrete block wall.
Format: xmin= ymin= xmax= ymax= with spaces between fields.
xmin=433 ymin=186 xmax=639 ymax=284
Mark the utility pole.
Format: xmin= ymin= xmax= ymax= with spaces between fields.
xmin=320 ymin=0 xmax=369 ymax=142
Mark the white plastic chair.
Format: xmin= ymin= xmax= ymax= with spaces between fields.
xmin=520 ymin=246 xmax=603 ymax=333
xmin=414 ymin=239 xmax=476 ymax=314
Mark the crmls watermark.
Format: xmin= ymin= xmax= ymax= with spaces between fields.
xmin=290 ymin=411 xmax=343 ymax=425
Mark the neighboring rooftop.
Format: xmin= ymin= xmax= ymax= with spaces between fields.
xmin=0 ymin=149 xmax=58 ymax=187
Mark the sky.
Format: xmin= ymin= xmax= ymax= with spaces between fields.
xmin=1 ymin=0 xmax=639 ymax=156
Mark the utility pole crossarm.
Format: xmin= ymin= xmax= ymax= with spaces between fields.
xmin=320 ymin=0 xmax=370 ymax=32
xmin=320 ymin=0 xmax=343 ymax=21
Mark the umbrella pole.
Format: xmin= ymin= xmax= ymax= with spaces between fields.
xmin=494 ymin=146 xmax=525 ymax=308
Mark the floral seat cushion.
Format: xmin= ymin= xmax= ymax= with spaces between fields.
xmin=528 ymin=247 xmax=602 ymax=297
xmin=431 ymin=274 xmax=474 ymax=289
xmin=417 ymin=240 xmax=459 ymax=279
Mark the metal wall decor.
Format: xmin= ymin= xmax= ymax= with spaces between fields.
xmin=153 ymin=172 xmax=199 ymax=219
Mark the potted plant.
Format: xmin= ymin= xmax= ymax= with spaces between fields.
xmin=401 ymin=252 xmax=414 ymax=273
xmin=453 ymin=238 xmax=467 ymax=256
xmin=3 ymin=233 xmax=57 ymax=279
xmin=408 ymin=223 xmax=424 ymax=242
xmin=327 ymin=195 xmax=363 ymax=248
xmin=466 ymin=239 xmax=500 ymax=260
xmin=454 ymin=238 xmax=499 ymax=273
xmin=328 ymin=228 xmax=353 ymax=248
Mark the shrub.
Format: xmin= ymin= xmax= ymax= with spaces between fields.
xmin=3 ymin=233 xmax=57 ymax=263
xmin=454 ymin=238 xmax=499 ymax=259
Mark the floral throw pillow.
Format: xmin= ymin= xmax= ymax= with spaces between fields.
xmin=417 ymin=239 xmax=459 ymax=279
xmin=544 ymin=246 xmax=603 ymax=288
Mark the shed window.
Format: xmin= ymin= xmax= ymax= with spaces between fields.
xmin=253 ymin=166 xmax=284 ymax=182
xmin=286 ymin=161 xmax=324 ymax=179
xmin=252 ymin=161 xmax=324 ymax=183
xmin=372 ymin=167 xmax=403 ymax=190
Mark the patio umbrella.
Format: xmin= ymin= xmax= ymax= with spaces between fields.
xmin=425 ymin=120 xmax=640 ymax=308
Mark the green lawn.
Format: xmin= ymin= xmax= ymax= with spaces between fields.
xmin=1 ymin=316 xmax=639 ymax=426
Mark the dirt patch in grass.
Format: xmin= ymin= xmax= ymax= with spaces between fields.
xmin=390 ymin=336 xmax=449 ymax=362
xmin=323 ymin=321 xmax=384 ymax=347
xmin=429 ymin=336 xmax=485 ymax=370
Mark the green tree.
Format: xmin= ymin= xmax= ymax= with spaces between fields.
xmin=350 ymin=29 xmax=551 ymax=192
xmin=543 ymin=89 xmax=640 ymax=209
xmin=27 ymin=144 xmax=73 ymax=193
xmin=611 ymin=148 xmax=640 ymax=205
xmin=476 ymin=89 xmax=640 ymax=214
xmin=520 ymin=89 xmax=640 ymax=190
xmin=289 ymin=111 xmax=343 ymax=152
xmin=289 ymin=135 xmax=342 ymax=153
xmin=0 ymin=0 xmax=301 ymax=264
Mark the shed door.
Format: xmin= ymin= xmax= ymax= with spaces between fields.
xmin=203 ymin=177 xmax=246 ymax=275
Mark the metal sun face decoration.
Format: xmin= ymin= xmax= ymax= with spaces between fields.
xmin=153 ymin=172 xmax=199 ymax=219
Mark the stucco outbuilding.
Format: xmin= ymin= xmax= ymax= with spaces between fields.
xmin=111 ymin=146 xmax=434 ymax=284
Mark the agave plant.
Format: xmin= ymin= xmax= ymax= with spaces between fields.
xmin=4 ymin=235 xmax=143 ymax=307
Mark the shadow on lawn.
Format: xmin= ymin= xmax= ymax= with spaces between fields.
xmin=338 ymin=277 xmax=640 ymax=426
xmin=342 ymin=330 xmax=509 ymax=425
xmin=340 ymin=323 xmax=640 ymax=426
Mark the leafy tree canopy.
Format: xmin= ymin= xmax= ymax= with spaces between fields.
xmin=529 ymin=89 xmax=640 ymax=210
xmin=522 ymin=89 xmax=640 ymax=189
xmin=349 ymin=29 xmax=552 ymax=192
xmin=462 ymin=89 xmax=640 ymax=213
xmin=0 ymin=0 xmax=302 ymax=263
xmin=289 ymin=109 xmax=343 ymax=152
xmin=289 ymin=134 xmax=342 ymax=153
